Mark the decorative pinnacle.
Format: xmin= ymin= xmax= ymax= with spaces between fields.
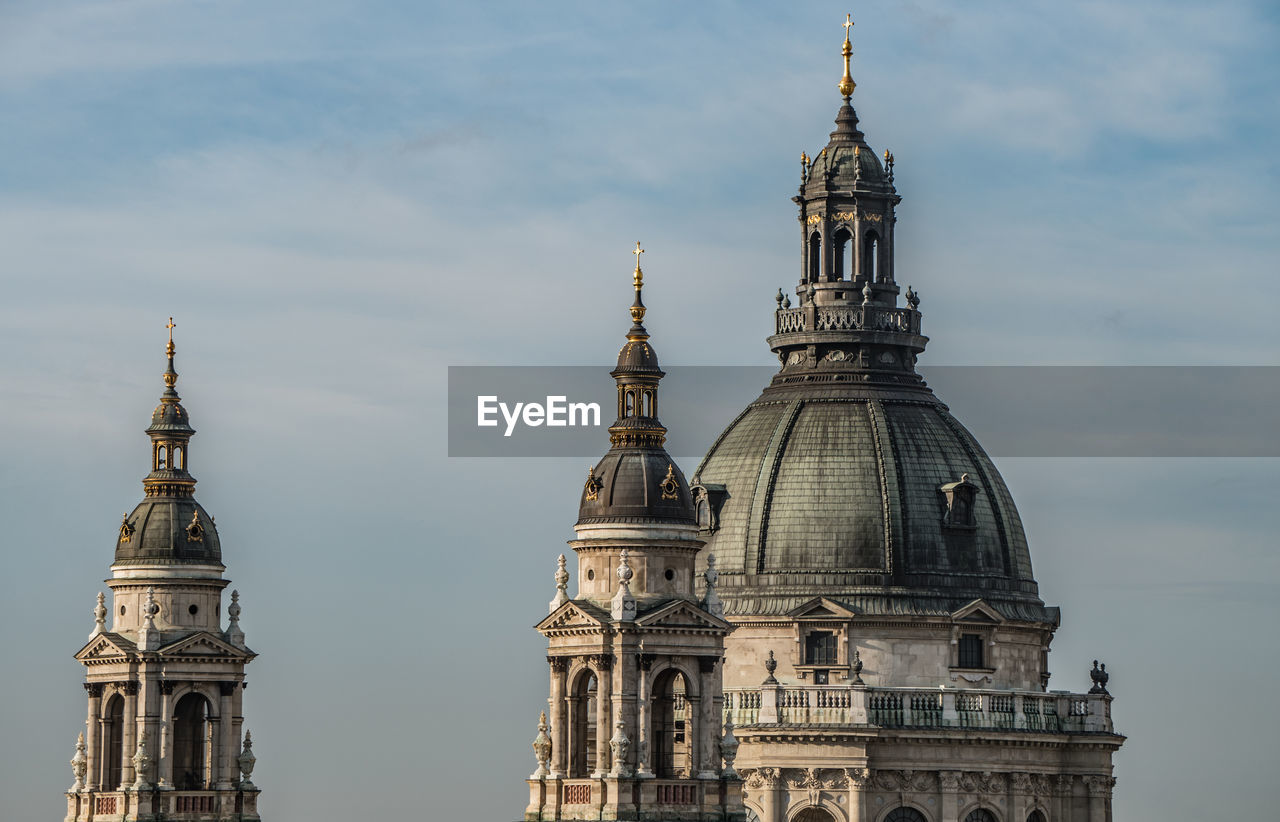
xmin=839 ymin=13 xmax=856 ymax=101
xmin=162 ymin=317 xmax=179 ymax=391
xmin=627 ymin=242 xmax=649 ymax=341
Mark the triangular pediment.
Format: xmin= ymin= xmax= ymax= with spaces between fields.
xmin=951 ymin=599 xmax=1005 ymax=624
xmin=536 ymin=600 xmax=609 ymax=634
xmin=158 ymin=631 xmax=249 ymax=658
xmin=787 ymin=597 xmax=857 ymax=620
xmin=636 ymin=599 xmax=732 ymax=632
xmin=75 ymin=633 xmax=135 ymax=662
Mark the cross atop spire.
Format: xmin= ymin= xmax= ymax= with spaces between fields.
xmin=628 ymin=242 xmax=648 ymax=341
xmin=839 ymin=13 xmax=856 ymax=101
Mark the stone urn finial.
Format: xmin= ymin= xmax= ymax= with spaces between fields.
xmin=851 ymin=648 xmax=865 ymax=685
xmin=611 ymin=549 xmax=636 ymax=622
xmin=531 ymin=711 xmax=552 ymax=779
xmin=550 ymin=554 xmax=570 ymax=613
xmin=862 ymin=280 xmax=874 ymax=305
xmin=764 ymin=649 xmax=779 ymax=684
xmin=227 ymin=589 xmax=246 ymax=647
xmin=91 ymin=592 xmax=106 ymax=639
xmin=238 ymin=730 xmax=257 ymax=789
xmin=1089 ymin=660 xmax=1110 ymax=695
xmin=70 ymin=732 xmax=87 ymax=791
xmin=131 ymin=734 xmax=154 ymax=790
xmin=609 ymin=721 xmax=632 ymax=777
xmin=720 ymin=715 xmax=740 ymax=779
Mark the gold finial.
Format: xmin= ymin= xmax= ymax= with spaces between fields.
xmin=839 ymin=13 xmax=856 ymax=100
xmin=628 ymin=242 xmax=648 ymax=340
xmin=163 ymin=316 xmax=178 ymax=389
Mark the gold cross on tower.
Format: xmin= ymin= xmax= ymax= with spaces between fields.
xmin=632 ymin=242 xmax=644 ymax=288
xmin=839 ymin=13 xmax=857 ymax=99
xmin=166 ymin=317 xmax=176 ymax=342
xmin=844 ymin=13 xmax=854 ymax=40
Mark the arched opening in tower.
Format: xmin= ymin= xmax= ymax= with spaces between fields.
xmin=568 ymin=671 xmax=597 ymax=778
xmin=651 ymin=669 xmax=691 ymax=778
xmin=863 ymin=231 xmax=879 ymax=282
xmin=102 ymin=694 xmax=125 ymax=789
xmin=172 ymin=693 xmax=212 ymax=789
xmin=808 ymin=231 xmax=821 ymax=282
xmin=794 ymin=808 xmax=837 ymax=822
xmin=832 ymin=226 xmax=853 ymax=281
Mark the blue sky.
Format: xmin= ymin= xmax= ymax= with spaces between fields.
xmin=1 ymin=1 xmax=1277 ymax=819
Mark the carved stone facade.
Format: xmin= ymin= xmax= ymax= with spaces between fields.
xmin=64 ymin=333 xmax=261 ymax=822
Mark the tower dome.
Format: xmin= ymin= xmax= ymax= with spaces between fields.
xmin=692 ymin=23 xmax=1052 ymax=626
xmin=577 ymin=244 xmax=695 ymax=527
xmin=114 ymin=320 xmax=222 ymax=569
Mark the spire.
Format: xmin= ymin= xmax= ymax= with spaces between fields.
xmin=628 ymin=241 xmax=647 ymax=341
xmin=839 ymin=13 xmax=856 ymax=101
xmin=144 ymin=317 xmax=196 ymax=498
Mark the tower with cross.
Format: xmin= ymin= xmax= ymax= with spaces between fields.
xmin=64 ymin=322 xmax=262 ymax=822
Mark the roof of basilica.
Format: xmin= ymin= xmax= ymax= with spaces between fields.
xmin=690 ymin=28 xmax=1052 ymax=624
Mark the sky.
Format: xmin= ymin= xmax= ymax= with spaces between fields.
xmin=1 ymin=0 xmax=1277 ymax=819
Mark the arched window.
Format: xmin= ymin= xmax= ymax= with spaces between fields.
xmin=884 ymin=808 xmax=927 ymax=822
xmin=832 ymin=227 xmax=853 ymax=281
xmin=157 ymin=445 xmax=168 ymax=470
xmin=173 ymin=693 xmax=212 ymax=789
xmin=808 ymin=231 xmax=821 ymax=282
xmin=102 ymin=694 xmax=125 ymax=789
xmin=793 ymin=809 xmax=836 ymax=822
xmin=625 ymin=390 xmax=635 ymax=418
xmin=1027 ymin=811 xmax=1047 ymax=822
xmin=652 ymin=669 xmax=692 ymax=778
xmin=696 ymin=498 xmax=711 ymax=529
xmin=569 ymin=672 xmax=597 ymax=777
xmin=863 ymin=232 xmax=879 ymax=281
xmin=964 ymin=809 xmax=998 ymax=822
xmin=175 ymin=446 xmax=184 ymax=470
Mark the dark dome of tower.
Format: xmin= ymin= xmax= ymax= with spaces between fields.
xmin=615 ymin=338 xmax=662 ymax=375
xmin=577 ymin=449 xmax=695 ymax=525
xmin=693 ymin=382 xmax=1047 ymax=620
xmin=116 ymin=498 xmax=222 ymax=567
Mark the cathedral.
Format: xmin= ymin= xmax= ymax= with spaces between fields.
xmin=63 ymin=325 xmax=260 ymax=822
xmin=522 ymin=18 xmax=1123 ymax=822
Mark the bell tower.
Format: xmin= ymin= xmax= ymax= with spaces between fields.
xmin=66 ymin=322 xmax=261 ymax=822
xmin=525 ymin=248 xmax=745 ymax=822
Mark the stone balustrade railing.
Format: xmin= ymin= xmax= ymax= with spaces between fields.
xmin=724 ymin=685 xmax=1112 ymax=734
xmin=773 ymin=305 xmax=921 ymax=336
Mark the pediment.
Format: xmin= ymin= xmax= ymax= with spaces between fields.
xmin=76 ymin=633 xmax=135 ymax=662
xmin=536 ymin=600 xmax=609 ymax=634
xmin=951 ymin=599 xmax=1005 ymax=624
xmin=636 ymin=599 xmax=732 ymax=632
xmin=158 ymin=632 xmax=248 ymax=658
xmin=787 ymin=597 xmax=857 ymax=620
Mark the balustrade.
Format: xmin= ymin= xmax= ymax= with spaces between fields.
xmin=774 ymin=305 xmax=920 ymax=336
xmin=724 ymin=685 xmax=1110 ymax=734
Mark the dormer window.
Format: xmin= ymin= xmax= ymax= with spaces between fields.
xmin=804 ymin=631 xmax=838 ymax=666
xmin=940 ymin=473 xmax=980 ymax=528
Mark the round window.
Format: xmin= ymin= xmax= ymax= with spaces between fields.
xmin=119 ymin=605 xmax=126 ymax=616
xmin=664 ymin=568 xmax=675 ymax=581
xmin=188 ymin=604 xmax=199 ymax=615
xmin=587 ymin=569 xmax=595 ymax=581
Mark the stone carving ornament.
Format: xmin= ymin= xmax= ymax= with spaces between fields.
xmin=720 ymin=716 xmax=740 ymax=778
xmin=609 ymin=721 xmax=632 ymax=777
xmin=131 ymin=735 xmax=154 ymax=790
xmin=238 ymin=731 xmax=257 ymax=789
xmin=1010 ymin=772 xmax=1033 ymax=793
xmin=70 ymin=733 xmax=87 ymax=791
xmin=531 ymin=712 xmax=552 ymax=778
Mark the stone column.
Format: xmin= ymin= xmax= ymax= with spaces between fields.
xmin=1086 ymin=775 xmax=1113 ymax=822
xmin=697 ymin=656 xmax=718 ymax=778
xmin=548 ymin=658 xmax=568 ymax=777
xmin=120 ymin=681 xmax=139 ymax=789
xmin=846 ymin=768 xmax=869 ymax=822
xmin=216 ymin=682 xmax=236 ymax=789
xmin=635 ymin=654 xmax=653 ymax=776
xmin=939 ymin=771 xmax=961 ymax=822
xmin=157 ymin=681 xmax=174 ymax=788
xmin=83 ymin=684 xmax=102 ymax=791
xmin=757 ymin=768 xmax=780 ymax=822
xmin=593 ymin=656 xmax=612 ymax=777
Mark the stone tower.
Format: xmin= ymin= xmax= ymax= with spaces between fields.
xmin=687 ymin=18 xmax=1125 ymax=822
xmin=66 ymin=324 xmax=260 ymax=822
xmin=526 ymin=250 xmax=745 ymax=822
